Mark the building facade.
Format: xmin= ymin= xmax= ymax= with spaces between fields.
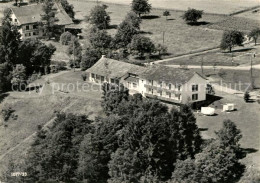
xmin=86 ymin=56 xmax=209 ymax=104
xmin=8 ymin=3 xmax=73 ymax=39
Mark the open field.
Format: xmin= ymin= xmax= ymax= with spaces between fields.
xmin=161 ymin=45 xmax=260 ymax=66
xmin=88 ymin=0 xmax=260 ymax=15
xmin=196 ymin=91 xmax=260 ymax=170
xmin=208 ymin=16 xmax=260 ymax=32
xmin=189 ymin=67 xmax=260 ymax=91
xmin=70 ymin=0 xmax=225 ymax=57
xmin=235 ymin=7 xmax=260 ymax=21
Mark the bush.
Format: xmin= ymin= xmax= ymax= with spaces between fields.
xmin=182 ymin=8 xmax=203 ymax=24
xmin=51 ymin=61 xmax=67 ymax=71
xmin=244 ymin=91 xmax=250 ymax=102
xmin=27 ymin=73 xmax=42 ymax=84
xmin=81 ymin=73 xmax=87 ymax=81
xmin=1 ymin=106 xmax=15 ymax=122
xmin=60 ymin=31 xmax=73 ymax=45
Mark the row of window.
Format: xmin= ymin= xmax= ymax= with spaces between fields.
xmin=25 ymin=24 xmax=38 ymax=30
xmin=25 ymin=32 xmax=39 ymax=37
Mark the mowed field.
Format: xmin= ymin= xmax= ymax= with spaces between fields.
xmin=162 ymin=45 xmax=260 ymax=66
xmin=87 ymin=0 xmax=260 ymax=15
xmin=70 ymin=0 xmax=226 ymax=57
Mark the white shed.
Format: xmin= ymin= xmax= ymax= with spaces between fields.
xmin=223 ymin=103 xmax=235 ymax=112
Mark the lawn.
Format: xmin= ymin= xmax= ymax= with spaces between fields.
xmin=235 ymin=7 xmax=260 ymax=21
xmin=86 ymin=0 xmax=260 ymax=15
xmin=189 ymin=67 xmax=260 ymax=91
xmin=70 ymin=0 xmax=225 ymax=57
xmin=196 ymin=90 xmax=260 ymax=170
xmin=161 ymin=45 xmax=260 ymax=66
xmin=208 ymin=16 xmax=260 ymax=32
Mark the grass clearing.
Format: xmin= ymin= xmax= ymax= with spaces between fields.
xmin=70 ymin=0 xmax=225 ymax=57
xmin=196 ymin=91 xmax=260 ymax=169
xmin=41 ymin=40 xmax=70 ymax=61
xmin=162 ymin=45 xmax=260 ymax=66
xmin=86 ymin=0 xmax=260 ymax=15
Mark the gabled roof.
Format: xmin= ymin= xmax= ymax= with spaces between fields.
xmin=11 ymin=3 xmax=73 ymax=25
xmin=86 ymin=56 xmax=146 ymax=79
xmin=140 ymin=64 xmax=205 ymax=85
xmin=87 ymin=56 xmax=207 ymax=84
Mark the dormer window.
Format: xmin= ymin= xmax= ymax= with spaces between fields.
xmin=26 ymin=25 xmax=30 ymax=30
xmin=15 ymin=19 xmax=17 ymax=22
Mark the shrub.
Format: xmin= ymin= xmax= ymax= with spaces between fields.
xmin=60 ymin=31 xmax=73 ymax=45
xmin=244 ymin=91 xmax=250 ymax=102
xmin=81 ymin=73 xmax=87 ymax=81
xmin=27 ymin=73 xmax=41 ymax=84
xmin=182 ymin=8 xmax=203 ymax=24
xmin=1 ymin=106 xmax=15 ymax=122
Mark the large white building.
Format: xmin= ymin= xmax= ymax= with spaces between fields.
xmin=86 ymin=56 xmax=209 ymax=105
xmin=8 ymin=3 xmax=73 ymax=39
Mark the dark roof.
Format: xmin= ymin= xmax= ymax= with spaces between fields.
xmin=87 ymin=57 xmax=206 ymax=84
xmin=141 ymin=65 xmax=201 ymax=84
xmin=11 ymin=3 xmax=73 ymax=25
xmin=86 ymin=57 xmax=146 ymax=79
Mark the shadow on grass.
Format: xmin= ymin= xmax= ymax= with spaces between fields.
xmin=0 ymin=93 xmax=9 ymax=104
xmin=199 ymin=128 xmax=208 ymax=131
xmin=167 ymin=18 xmax=175 ymax=21
xmin=108 ymin=24 xmax=118 ymax=29
xmin=73 ymin=19 xmax=83 ymax=24
xmin=139 ymin=30 xmax=153 ymax=35
xmin=141 ymin=15 xmax=160 ymax=19
xmin=188 ymin=21 xmax=210 ymax=26
xmin=232 ymin=47 xmax=256 ymax=53
xmin=238 ymin=147 xmax=258 ymax=159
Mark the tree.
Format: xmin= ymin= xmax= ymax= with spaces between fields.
xmin=18 ymin=38 xmax=56 ymax=75
xmin=78 ymin=116 xmax=126 ymax=183
xmin=88 ymin=5 xmax=110 ymax=29
xmin=174 ymin=105 xmax=202 ymax=160
xmin=0 ymin=63 xmax=12 ymax=93
xmin=41 ymin=0 xmax=60 ymax=40
xmin=130 ymin=34 xmax=155 ymax=57
xmin=67 ymin=36 xmax=82 ymax=68
xmin=163 ymin=10 xmax=171 ymax=20
xmin=215 ymin=119 xmax=242 ymax=156
xmin=249 ymin=28 xmax=260 ymax=46
xmin=244 ymin=91 xmax=250 ymax=102
xmin=60 ymin=0 xmax=75 ymax=19
xmin=89 ymin=27 xmax=112 ymax=49
xmin=11 ymin=64 xmax=27 ymax=91
xmin=171 ymin=159 xmax=202 ymax=183
xmin=0 ymin=18 xmax=21 ymax=66
xmin=182 ymin=8 xmax=203 ymax=24
xmin=195 ymin=140 xmax=244 ymax=183
xmin=156 ymin=44 xmax=167 ymax=56
xmin=131 ymin=0 xmax=152 ymax=17
xmin=101 ymin=83 xmax=129 ymax=116
xmin=125 ymin=11 xmax=142 ymax=30
xmin=60 ymin=31 xmax=73 ymax=45
xmin=24 ymin=113 xmax=93 ymax=182
xmin=113 ymin=20 xmax=139 ymax=48
xmin=220 ymin=30 xmax=244 ymax=53
xmin=80 ymin=47 xmax=102 ymax=71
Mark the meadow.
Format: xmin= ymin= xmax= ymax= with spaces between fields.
xmin=86 ymin=0 xmax=260 ymax=15
xmin=70 ymin=0 xmax=225 ymax=57
xmin=161 ymin=45 xmax=260 ymax=66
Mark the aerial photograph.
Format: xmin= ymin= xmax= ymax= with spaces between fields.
xmin=0 ymin=0 xmax=260 ymax=182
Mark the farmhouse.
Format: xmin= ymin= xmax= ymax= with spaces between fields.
xmin=8 ymin=3 xmax=73 ymax=39
xmin=86 ymin=56 xmax=209 ymax=104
